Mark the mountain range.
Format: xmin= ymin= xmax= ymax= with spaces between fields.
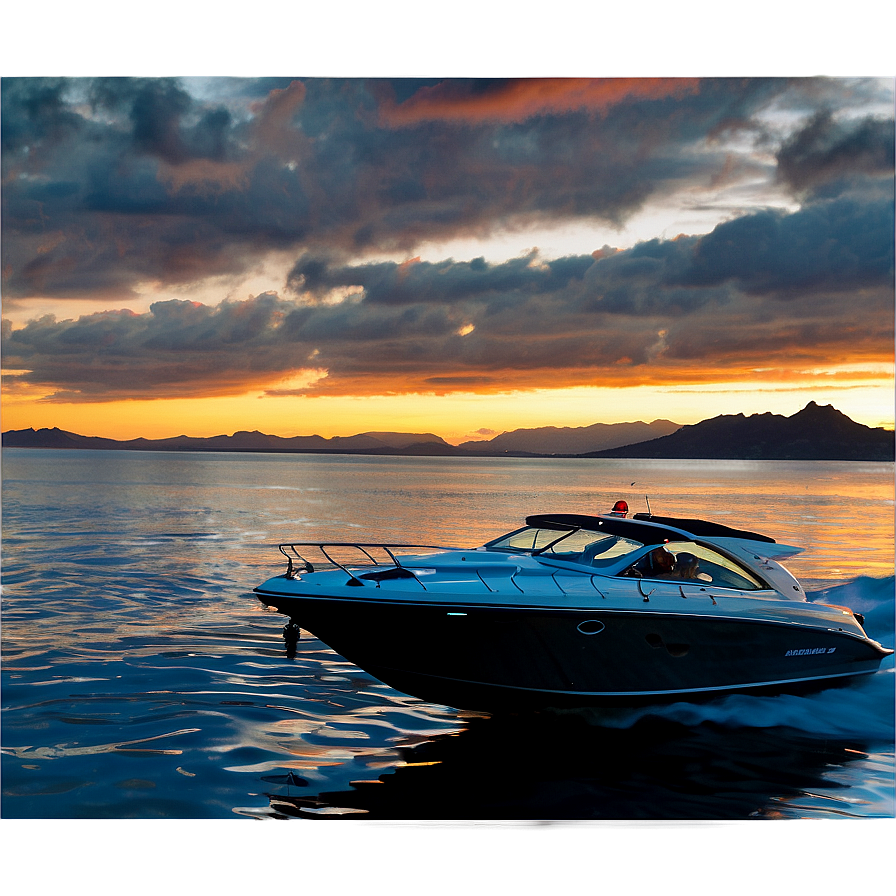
xmin=457 ymin=420 xmax=680 ymax=454
xmin=0 ymin=418 xmax=679 ymax=457
xmin=586 ymin=402 xmax=893 ymax=461
xmin=0 ymin=427 xmax=454 ymax=455
xmin=2 ymin=403 xmax=892 ymax=460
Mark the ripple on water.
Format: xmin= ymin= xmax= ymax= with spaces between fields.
xmin=2 ymin=451 xmax=893 ymax=819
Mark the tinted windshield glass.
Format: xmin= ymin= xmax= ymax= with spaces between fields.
xmin=617 ymin=540 xmax=767 ymax=590
xmin=486 ymin=526 xmax=647 ymax=566
xmin=487 ymin=526 xmax=564 ymax=552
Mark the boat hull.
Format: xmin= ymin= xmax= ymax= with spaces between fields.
xmin=255 ymin=588 xmax=890 ymax=710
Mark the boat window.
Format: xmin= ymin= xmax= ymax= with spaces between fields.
xmin=487 ymin=526 xmax=568 ymax=552
xmin=618 ymin=541 xmax=767 ymax=590
xmin=547 ymin=533 xmax=646 ymax=566
xmin=486 ymin=526 xmax=645 ymax=565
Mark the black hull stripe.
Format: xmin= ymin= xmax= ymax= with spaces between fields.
xmin=368 ymin=665 xmax=881 ymax=698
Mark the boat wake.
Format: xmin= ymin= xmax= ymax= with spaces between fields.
xmin=564 ymin=576 xmax=894 ymax=741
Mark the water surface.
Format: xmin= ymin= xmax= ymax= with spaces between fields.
xmin=2 ymin=449 xmax=893 ymax=820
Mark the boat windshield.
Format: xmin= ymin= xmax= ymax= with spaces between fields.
xmin=485 ymin=525 xmax=646 ymax=567
xmin=617 ymin=540 xmax=769 ymax=590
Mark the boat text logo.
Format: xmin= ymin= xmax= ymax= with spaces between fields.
xmin=784 ymin=647 xmax=836 ymax=656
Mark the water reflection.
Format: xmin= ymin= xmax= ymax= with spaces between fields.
xmin=3 ymin=450 xmax=893 ymax=819
xmin=252 ymin=710 xmax=890 ymax=820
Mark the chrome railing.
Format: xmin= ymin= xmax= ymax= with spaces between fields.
xmin=276 ymin=542 xmax=458 ymax=588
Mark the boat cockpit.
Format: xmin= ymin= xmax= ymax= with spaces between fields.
xmin=483 ymin=514 xmax=773 ymax=592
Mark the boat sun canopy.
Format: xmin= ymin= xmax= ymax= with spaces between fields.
xmin=523 ymin=513 xmax=698 ymax=544
xmin=631 ymin=513 xmax=776 ymax=543
xmin=516 ymin=512 xmax=775 ymax=544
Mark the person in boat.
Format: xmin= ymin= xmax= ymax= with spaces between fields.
xmin=608 ymin=500 xmax=629 ymax=517
xmin=624 ymin=546 xmax=674 ymax=577
xmin=655 ymin=551 xmax=710 ymax=581
xmin=673 ymin=552 xmax=700 ymax=580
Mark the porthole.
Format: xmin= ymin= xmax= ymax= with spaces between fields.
xmin=577 ymin=619 xmax=605 ymax=635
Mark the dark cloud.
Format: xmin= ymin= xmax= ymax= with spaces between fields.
xmin=3 ymin=76 xmax=893 ymax=405
xmin=4 ymin=193 xmax=892 ymax=402
xmin=2 ymin=75 xmax=827 ymax=300
xmin=777 ymin=110 xmax=894 ymax=195
xmin=2 ymin=295 xmax=305 ymax=399
xmin=1 ymin=78 xmax=81 ymax=155
xmin=681 ymin=194 xmax=894 ymax=296
xmin=287 ymin=252 xmax=596 ymax=307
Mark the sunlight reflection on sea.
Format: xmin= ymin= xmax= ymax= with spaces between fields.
xmin=1 ymin=449 xmax=893 ymax=819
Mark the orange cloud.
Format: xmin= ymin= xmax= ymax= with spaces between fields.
xmin=277 ymin=352 xmax=895 ymax=400
xmin=591 ymin=246 xmax=619 ymax=261
xmin=252 ymin=80 xmax=308 ymax=152
xmin=158 ymin=158 xmax=250 ymax=194
xmin=381 ymin=78 xmax=701 ymax=126
xmin=397 ymin=256 xmax=422 ymax=281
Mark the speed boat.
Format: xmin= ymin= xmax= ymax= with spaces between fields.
xmin=254 ymin=511 xmax=892 ymax=710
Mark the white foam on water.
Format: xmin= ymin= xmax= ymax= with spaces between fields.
xmin=577 ymin=576 xmax=895 ymax=740
xmin=810 ymin=575 xmax=895 ymax=649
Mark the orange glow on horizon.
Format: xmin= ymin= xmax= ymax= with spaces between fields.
xmin=3 ymin=378 xmax=893 ymax=445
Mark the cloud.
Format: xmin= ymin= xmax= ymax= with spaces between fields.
xmin=2 ymin=76 xmax=892 ymax=408
xmin=776 ymin=110 xmax=895 ymax=195
xmin=2 ymin=76 xmax=825 ymax=301
xmin=286 ymin=251 xmax=596 ymax=307
xmin=681 ymin=194 xmax=895 ymax=296
xmin=4 ymin=192 xmax=892 ymax=402
xmin=1 ymin=77 xmax=315 ymax=299
xmin=2 ymin=295 xmax=306 ymax=399
xmin=377 ymin=78 xmax=702 ymax=125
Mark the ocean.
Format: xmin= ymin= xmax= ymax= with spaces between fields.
xmin=1 ymin=448 xmax=893 ymax=828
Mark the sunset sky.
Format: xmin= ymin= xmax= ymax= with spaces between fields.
xmin=3 ymin=16 xmax=894 ymax=444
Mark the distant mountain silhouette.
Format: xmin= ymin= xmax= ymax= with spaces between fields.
xmin=586 ymin=403 xmax=893 ymax=461
xmin=0 ymin=427 xmax=460 ymax=455
xmin=2 ymin=419 xmax=682 ymax=457
xmin=3 ymin=403 xmax=892 ymax=460
xmin=457 ymin=420 xmax=680 ymax=455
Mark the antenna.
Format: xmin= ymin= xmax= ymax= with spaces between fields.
xmin=645 ymin=495 xmax=652 ymax=515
